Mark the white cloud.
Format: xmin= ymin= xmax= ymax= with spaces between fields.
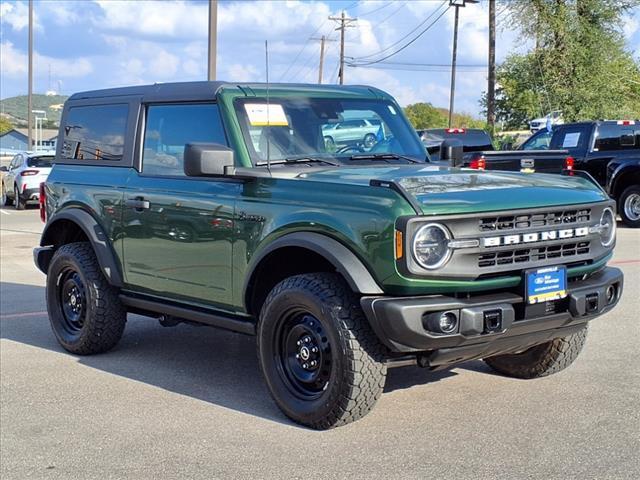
xmin=149 ymin=49 xmax=180 ymax=78
xmin=0 ymin=41 xmax=93 ymax=79
xmin=0 ymin=1 xmax=30 ymax=31
xmin=93 ymin=0 xmax=208 ymax=39
xmin=226 ymin=63 xmax=260 ymax=82
xmin=622 ymin=15 xmax=639 ymax=39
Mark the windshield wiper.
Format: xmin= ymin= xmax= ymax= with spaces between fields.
xmin=256 ymin=155 xmax=340 ymax=167
xmin=348 ymin=153 xmax=422 ymax=164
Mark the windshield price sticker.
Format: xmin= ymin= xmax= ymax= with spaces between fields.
xmin=244 ymin=103 xmax=289 ymax=127
xmin=526 ymin=266 xmax=567 ymax=304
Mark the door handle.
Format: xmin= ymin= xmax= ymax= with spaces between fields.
xmin=125 ymin=197 xmax=150 ymax=211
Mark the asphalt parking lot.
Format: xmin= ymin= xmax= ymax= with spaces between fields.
xmin=1 ymin=205 xmax=639 ymax=480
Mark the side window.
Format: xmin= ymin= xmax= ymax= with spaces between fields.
xmin=61 ymin=104 xmax=128 ymax=161
xmin=550 ymin=125 xmax=590 ymax=155
xmin=10 ymin=155 xmax=21 ymax=169
xmin=142 ymin=104 xmax=227 ymax=176
xmin=522 ymin=130 xmax=552 ymax=150
xmin=594 ymin=124 xmax=638 ymax=151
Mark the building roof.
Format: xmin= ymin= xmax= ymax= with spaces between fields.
xmin=12 ymin=128 xmax=59 ymax=141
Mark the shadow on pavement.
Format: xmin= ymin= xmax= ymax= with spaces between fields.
xmin=1 ymin=281 xmax=471 ymax=426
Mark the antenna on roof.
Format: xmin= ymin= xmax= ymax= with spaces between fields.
xmin=265 ymin=40 xmax=272 ymax=174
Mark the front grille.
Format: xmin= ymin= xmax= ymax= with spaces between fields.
xmin=479 ymin=208 xmax=591 ymax=232
xmin=478 ymin=241 xmax=591 ymax=268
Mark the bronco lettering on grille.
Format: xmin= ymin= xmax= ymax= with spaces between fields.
xmin=483 ymin=227 xmax=589 ymax=247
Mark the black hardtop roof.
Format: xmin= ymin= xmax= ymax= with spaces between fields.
xmin=68 ymin=81 xmax=387 ymax=102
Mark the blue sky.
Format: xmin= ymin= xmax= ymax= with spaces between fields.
xmin=1 ymin=0 xmax=639 ymax=117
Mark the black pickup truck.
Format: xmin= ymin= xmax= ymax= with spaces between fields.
xmin=461 ymin=121 xmax=640 ymax=227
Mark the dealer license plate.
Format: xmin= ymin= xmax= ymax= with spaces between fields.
xmin=525 ymin=266 xmax=567 ymax=304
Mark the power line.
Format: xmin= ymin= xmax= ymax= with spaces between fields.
xmin=351 ymin=1 xmax=447 ymax=61
xmin=356 ymin=1 xmax=394 ymax=17
xmin=348 ymin=5 xmax=450 ymax=66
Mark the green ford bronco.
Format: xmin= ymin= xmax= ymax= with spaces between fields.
xmin=35 ymin=82 xmax=623 ymax=429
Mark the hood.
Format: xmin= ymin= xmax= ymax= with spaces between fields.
xmin=295 ymin=165 xmax=607 ymax=215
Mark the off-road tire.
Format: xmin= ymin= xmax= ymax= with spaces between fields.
xmin=257 ymin=273 xmax=387 ymax=429
xmin=484 ymin=326 xmax=588 ymax=379
xmin=618 ymin=184 xmax=640 ymax=228
xmin=46 ymin=242 xmax=126 ymax=354
xmin=14 ymin=186 xmax=25 ymax=210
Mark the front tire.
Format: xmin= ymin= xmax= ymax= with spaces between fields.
xmin=1 ymin=182 xmax=12 ymax=206
xmin=46 ymin=242 xmax=127 ymax=354
xmin=619 ymin=185 xmax=640 ymax=228
xmin=484 ymin=326 xmax=588 ymax=379
xmin=257 ymin=273 xmax=387 ymax=429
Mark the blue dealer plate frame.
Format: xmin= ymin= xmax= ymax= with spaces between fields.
xmin=525 ymin=265 xmax=568 ymax=304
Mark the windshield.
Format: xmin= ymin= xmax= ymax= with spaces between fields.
xmin=27 ymin=156 xmax=54 ymax=168
xmin=234 ymin=97 xmax=426 ymax=164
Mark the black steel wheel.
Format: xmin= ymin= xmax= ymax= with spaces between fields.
xmin=47 ymin=242 xmax=126 ymax=354
xmin=58 ymin=268 xmax=87 ymax=334
xmin=275 ymin=311 xmax=333 ymax=400
xmin=258 ymin=273 xmax=387 ymax=429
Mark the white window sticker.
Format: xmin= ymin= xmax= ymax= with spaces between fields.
xmin=562 ymin=132 xmax=581 ymax=148
xmin=244 ymin=103 xmax=289 ymax=127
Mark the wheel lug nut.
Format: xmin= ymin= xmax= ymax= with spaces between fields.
xmin=310 ymin=360 xmax=317 ymax=367
xmin=296 ymin=340 xmax=301 ymax=346
xmin=295 ymin=354 xmax=300 ymax=359
xmin=303 ymin=363 xmax=308 ymax=369
xmin=309 ymin=321 xmax=314 ymax=326
xmin=304 ymin=337 xmax=310 ymax=343
xmin=312 ymin=347 xmax=318 ymax=353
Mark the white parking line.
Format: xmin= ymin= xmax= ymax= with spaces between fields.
xmin=0 ymin=210 xmax=10 ymax=215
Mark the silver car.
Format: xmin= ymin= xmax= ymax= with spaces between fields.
xmin=322 ymin=119 xmax=381 ymax=149
xmin=1 ymin=151 xmax=54 ymax=210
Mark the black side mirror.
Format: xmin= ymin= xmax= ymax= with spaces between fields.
xmin=0 ymin=166 xmax=8 ymax=172
xmin=440 ymin=139 xmax=464 ymax=167
xmin=501 ymin=142 xmax=513 ymax=151
xmin=184 ymin=143 xmax=234 ymax=176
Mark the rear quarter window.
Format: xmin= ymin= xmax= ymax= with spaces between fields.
xmin=594 ymin=124 xmax=639 ymax=151
xmin=61 ymin=104 xmax=129 ymax=161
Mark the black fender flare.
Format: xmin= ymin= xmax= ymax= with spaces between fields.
xmin=609 ymin=160 xmax=640 ymax=198
xmin=38 ymin=209 xmax=124 ymax=287
xmin=243 ymin=232 xmax=384 ymax=309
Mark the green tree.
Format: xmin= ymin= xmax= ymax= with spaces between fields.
xmin=485 ymin=0 xmax=640 ymax=128
xmin=0 ymin=117 xmax=14 ymax=135
xmin=404 ymin=103 xmax=486 ymax=129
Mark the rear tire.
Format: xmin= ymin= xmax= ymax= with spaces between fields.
xmin=257 ymin=273 xmax=387 ymax=429
xmin=618 ymin=185 xmax=640 ymax=228
xmin=14 ymin=185 xmax=25 ymax=210
xmin=46 ymin=242 xmax=127 ymax=354
xmin=484 ymin=326 xmax=588 ymax=379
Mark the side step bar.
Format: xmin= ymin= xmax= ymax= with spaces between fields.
xmin=119 ymin=294 xmax=256 ymax=335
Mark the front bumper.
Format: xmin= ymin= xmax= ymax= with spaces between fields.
xmin=361 ymin=267 xmax=623 ymax=367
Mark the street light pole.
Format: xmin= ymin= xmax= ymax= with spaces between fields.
xmin=207 ymin=0 xmax=217 ymax=81
xmin=28 ymin=0 xmax=33 ymax=150
xmin=448 ymin=0 xmax=477 ymax=128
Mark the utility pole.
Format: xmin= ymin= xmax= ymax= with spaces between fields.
xmin=487 ymin=0 xmax=496 ymax=129
xmin=317 ymin=36 xmax=326 ymax=84
xmin=329 ymin=11 xmax=357 ymax=85
xmin=207 ymin=0 xmax=217 ymax=81
xmin=310 ymin=36 xmax=336 ymax=84
xmin=448 ymin=0 xmax=477 ymax=128
xmin=28 ymin=0 xmax=33 ymax=150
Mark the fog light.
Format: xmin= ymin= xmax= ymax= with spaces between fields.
xmin=605 ymin=285 xmax=616 ymax=305
xmin=438 ymin=312 xmax=458 ymax=333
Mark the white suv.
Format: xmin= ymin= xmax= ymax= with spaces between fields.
xmin=1 ymin=151 xmax=54 ymax=210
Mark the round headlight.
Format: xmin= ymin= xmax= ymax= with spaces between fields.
xmin=599 ymin=207 xmax=616 ymax=247
xmin=412 ymin=223 xmax=451 ymax=270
